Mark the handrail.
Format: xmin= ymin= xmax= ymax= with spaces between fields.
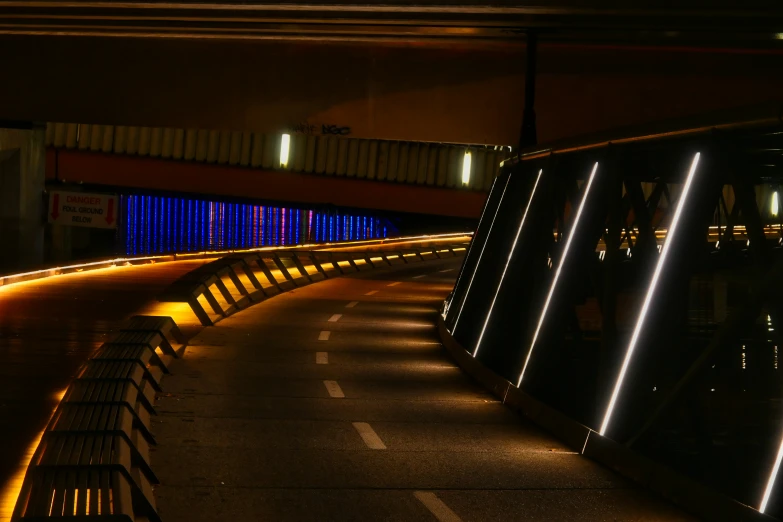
xmin=505 ymin=103 xmax=783 ymax=164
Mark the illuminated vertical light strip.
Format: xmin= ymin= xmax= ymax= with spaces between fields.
xmin=517 ymin=162 xmax=600 ymax=387
xmin=134 ymin=196 xmax=140 ymax=256
xmin=772 ymin=192 xmax=779 ymax=218
xmin=761 ymin=435 xmax=783 ymax=512
xmin=599 ymin=152 xmax=701 ymax=436
xmin=180 ymin=199 xmax=185 ymax=252
xmin=258 ymin=206 xmax=267 ymax=246
xmin=208 ymin=202 xmax=214 ymax=249
xmin=145 ymin=196 xmax=151 ymax=254
xmin=446 ymin=177 xmax=499 ymax=311
xmin=473 ymin=169 xmax=543 ymax=358
xmin=462 ymin=150 xmax=472 ymax=185
xmin=280 ymin=134 xmax=291 ymax=168
xmin=282 ymin=208 xmax=287 ymax=245
xmin=452 ymin=174 xmax=513 ymax=334
xmin=125 ymin=196 xmax=131 ymax=256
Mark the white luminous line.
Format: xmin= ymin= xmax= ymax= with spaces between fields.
xmin=365 ymin=290 xmax=378 ymax=296
xmin=446 ymin=177 xmax=499 ymax=309
xmin=412 ymin=274 xmax=426 ymax=279
xmin=581 ymin=431 xmax=591 ymax=455
xmin=473 ymin=169 xmax=543 ymax=358
xmin=387 ymin=282 xmax=401 ymax=287
xmin=316 ymin=352 xmax=329 ymax=364
xmin=328 ymin=314 xmax=342 ymax=322
xmin=517 ymin=162 xmax=599 ymax=387
xmin=318 ymin=330 xmax=331 ymax=341
xmin=453 ymin=174 xmax=513 ymax=334
xmin=599 ymin=152 xmax=701 ymax=436
xmin=760 ymin=435 xmax=783 ymax=512
xmin=346 ymin=301 xmax=359 ymax=308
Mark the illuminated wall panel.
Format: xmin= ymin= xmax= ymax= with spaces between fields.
xmin=121 ymin=194 xmax=390 ymax=256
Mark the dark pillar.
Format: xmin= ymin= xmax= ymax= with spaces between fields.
xmin=0 ymin=125 xmax=46 ymax=272
xmin=519 ymin=33 xmax=538 ymax=150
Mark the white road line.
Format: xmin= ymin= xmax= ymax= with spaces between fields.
xmin=439 ymin=269 xmax=455 ymax=273
xmin=328 ymin=314 xmax=342 ymax=322
xmin=365 ymin=290 xmax=379 ymax=295
xmin=412 ymin=274 xmax=426 ymax=279
xmin=323 ymin=380 xmax=344 ymax=398
xmin=352 ymin=422 xmax=387 ymax=450
xmin=387 ymin=281 xmax=401 ymax=287
xmin=346 ymin=301 xmax=359 ymax=308
xmin=318 ymin=330 xmax=331 ymax=341
xmin=316 ymin=352 xmax=328 ymax=364
xmin=413 ymin=492 xmax=463 ymax=522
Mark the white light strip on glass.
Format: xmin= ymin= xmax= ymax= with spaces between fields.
xmin=452 ymin=174 xmax=513 ymax=335
xmin=447 ymin=177 xmax=499 ymax=312
xmin=761 ymin=437 xmax=783 ymax=513
xmin=473 ymin=169 xmax=544 ymax=358
xmin=599 ymin=152 xmax=701 ymax=436
xmin=516 ymin=162 xmax=599 ymax=387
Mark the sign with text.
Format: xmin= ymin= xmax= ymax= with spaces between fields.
xmin=48 ymin=190 xmax=117 ymax=229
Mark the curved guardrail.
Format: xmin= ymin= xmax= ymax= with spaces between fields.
xmin=159 ymin=245 xmax=467 ymax=326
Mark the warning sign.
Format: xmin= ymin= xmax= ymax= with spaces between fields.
xmin=48 ymin=190 xmax=117 ymax=229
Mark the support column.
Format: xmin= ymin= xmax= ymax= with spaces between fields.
xmin=0 ymin=125 xmax=46 ymax=272
xmin=519 ymin=32 xmax=538 ymax=150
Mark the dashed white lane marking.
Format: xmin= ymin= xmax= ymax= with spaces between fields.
xmin=323 ymin=380 xmax=344 ymax=398
xmin=412 ymin=274 xmax=426 ymax=279
xmin=316 ymin=352 xmax=328 ymax=364
xmin=318 ymin=330 xmax=331 ymax=341
xmin=346 ymin=301 xmax=359 ymax=308
xmin=413 ymin=492 xmax=463 ymax=522
xmin=352 ymin=422 xmax=387 ymax=450
xmin=439 ymin=268 xmax=455 ymax=273
xmin=387 ymin=282 xmax=401 ymax=287
xmin=328 ymin=314 xmax=342 ymax=322
xmin=365 ymin=290 xmax=378 ymax=295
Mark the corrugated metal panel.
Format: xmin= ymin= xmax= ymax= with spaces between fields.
xmin=45 ymin=122 xmax=512 ymax=192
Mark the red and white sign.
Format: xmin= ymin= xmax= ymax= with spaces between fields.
xmin=48 ymin=190 xmax=117 ymax=229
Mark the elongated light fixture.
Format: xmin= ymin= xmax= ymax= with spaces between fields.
xmin=473 ymin=169 xmax=544 ymax=357
xmin=517 ymin=162 xmax=599 ymax=387
xmin=772 ymin=192 xmax=779 ymax=218
xmin=599 ymin=152 xmax=701 ymax=436
xmin=462 ymin=150 xmax=472 ymax=185
xmin=280 ymin=134 xmax=291 ymax=168
xmin=447 ymin=177 xmax=501 ymax=312
xmin=453 ymin=174 xmax=512 ymax=334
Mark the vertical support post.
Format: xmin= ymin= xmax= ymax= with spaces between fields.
xmin=519 ymin=32 xmax=538 ymax=150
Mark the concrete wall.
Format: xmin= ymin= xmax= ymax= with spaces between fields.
xmin=0 ymin=127 xmax=46 ymax=271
